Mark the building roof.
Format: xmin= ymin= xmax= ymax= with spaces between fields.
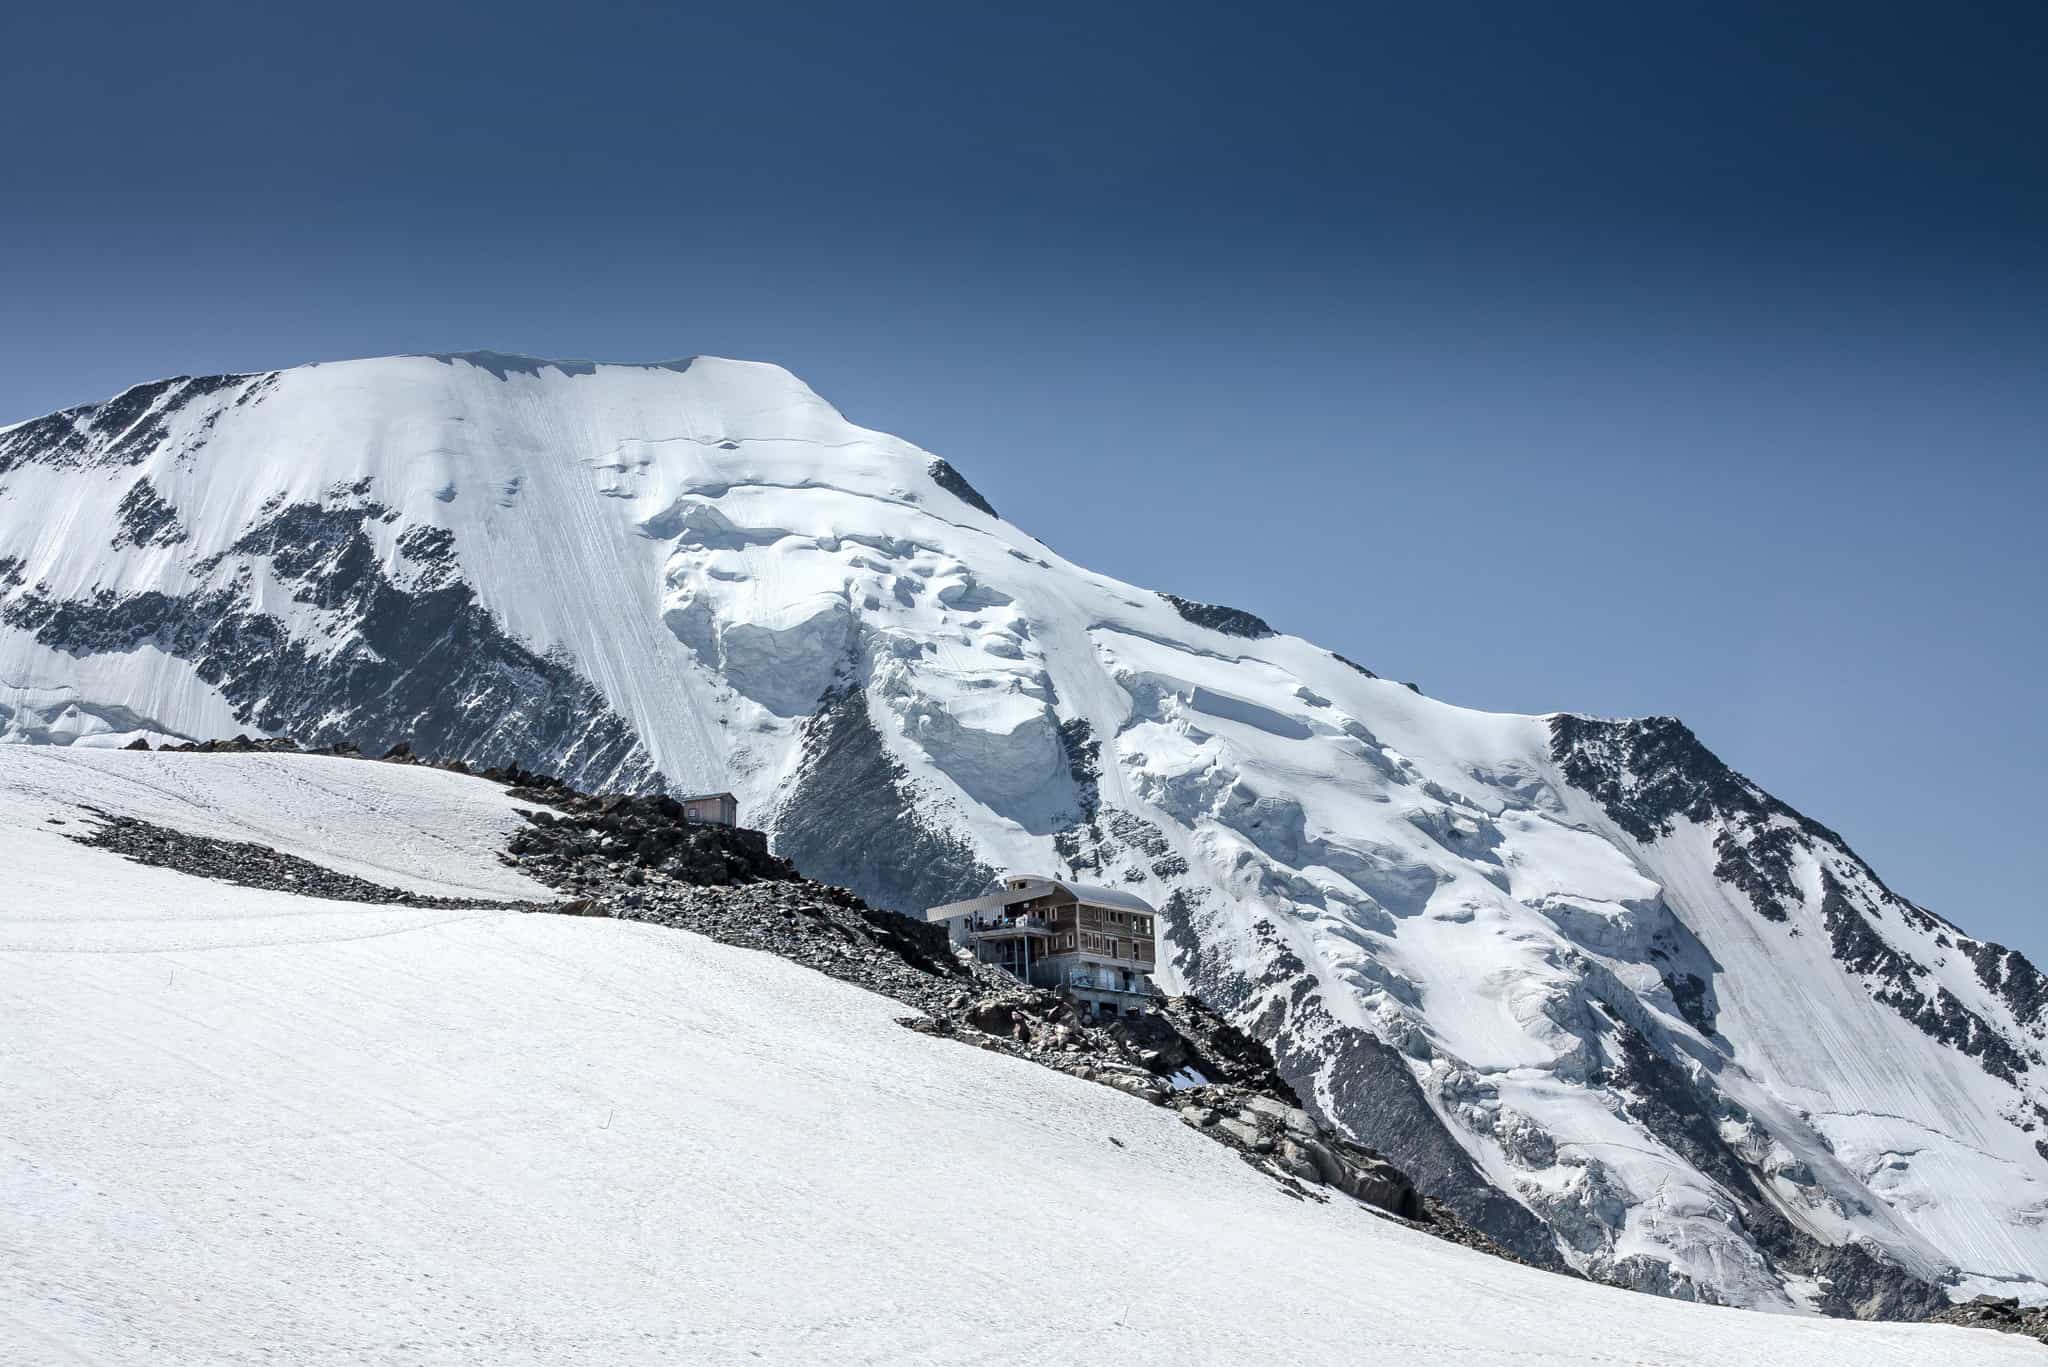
xmin=925 ymin=876 xmax=1156 ymax=922
xmin=1042 ymin=879 xmax=1156 ymax=915
xmin=678 ymin=791 xmax=737 ymax=804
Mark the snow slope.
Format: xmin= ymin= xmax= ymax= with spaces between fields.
xmin=2 ymin=353 xmax=2044 ymax=1309
xmin=0 ymin=751 xmax=2033 ymax=1366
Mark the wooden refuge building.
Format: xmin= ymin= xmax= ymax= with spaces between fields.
xmin=679 ymin=791 xmax=739 ymax=826
xmin=924 ymin=877 xmax=1158 ymax=1020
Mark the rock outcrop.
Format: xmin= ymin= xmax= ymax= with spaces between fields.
xmin=1925 ymin=1296 xmax=2048 ymax=1345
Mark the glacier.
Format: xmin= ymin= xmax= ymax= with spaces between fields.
xmin=1 ymin=351 xmax=2043 ymax=1312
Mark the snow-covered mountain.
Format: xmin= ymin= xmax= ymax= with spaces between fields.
xmin=8 ymin=746 xmax=2035 ymax=1365
xmin=3 ymin=352 xmax=2044 ymax=1313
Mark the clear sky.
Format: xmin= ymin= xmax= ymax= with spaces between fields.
xmin=3 ymin=2 xmax=2042 ymax=955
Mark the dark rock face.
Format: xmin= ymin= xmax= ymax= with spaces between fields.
xmin=1821 ymin=874 xmax=2028 ymax=1084
xmin=1550 ymin=714 xmax=1827 ymax=924
xmin=775 ymin=684 xmax=996 ymax=914
xmin=1050 ymin=716 xmax=1104 ymax=872
xmin=111 ymin=480 xmax=189 ymax=550
xmin=3 ymin=494 xmax=658 ymax=797
xmin=1661 ymin=968 xmax=1717 ymax=1037
xmin=1159 ymin=592 xmax=1275 ymax=639
xmin=393 ymin=524 xmax=460 ymax=589
xmin=0 ymin=372 xmax=254 ymax=475
xmin=1961 ymin=940 xmax=2048 ymax=1030
xmin=1551 ymin=715 xmax=1760 ymax=845
xmin=927 ymin=458 xmax=998 ymax=519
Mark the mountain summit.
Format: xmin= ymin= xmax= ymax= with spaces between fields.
xmin=3 ymin=352 xmax=2043 ymax=1311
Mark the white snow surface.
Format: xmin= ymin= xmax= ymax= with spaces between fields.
xmin=3 ymin=352 xmax=2045 ymax=1308
xmin=0 ymin=752 xmax=2034 ymax=1366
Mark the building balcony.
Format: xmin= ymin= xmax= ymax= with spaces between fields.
xmin=965 ymin=914 xmax=1054 ymax=939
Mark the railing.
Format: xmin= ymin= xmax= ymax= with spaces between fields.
xmin=967 ymin=914 xmax=1053 ymax=934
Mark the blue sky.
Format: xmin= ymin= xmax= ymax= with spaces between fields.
xmin=3 ymin=2 xmax=2042 ymax=955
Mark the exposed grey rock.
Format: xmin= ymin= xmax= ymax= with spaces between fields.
xmin=1820 ymin=872 xmax=2027 ymax=1084
xmin=1961 ymin=941 xmax=2048 ymax=1030
xmin=1550 ymin=714 xmax=1821 ymax=923
xmin=1216 ymin=1117 xmax=1262 ymax=1147
xmin=776 ymin=684 xmax=996 ymax=914
xmin=927 ymin=458 xmax=998 ymax=519
xmin=1926 ymin=1295 xmax=2048 ymax=1344
xmin=110 ymin=479 xmax=189 ymax=550
xmin=1159 ymin=592 xmax=1275 ymax=639
xmin=0 ymin=372 xmax=254 ymax=475
xmin=1554 ymin=713 xmax=2036 ymax=1092
xmin=4 ymin=497 xmax=658 ymax=796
